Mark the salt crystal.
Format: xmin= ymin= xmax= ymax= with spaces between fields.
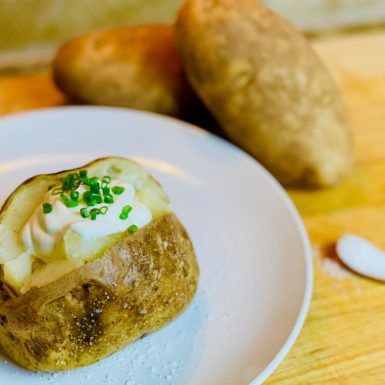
xmin=337 ymin=234 xmax=385 ymax=281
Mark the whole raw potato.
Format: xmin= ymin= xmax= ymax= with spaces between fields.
xmin=53 ymin=24 xmax=198 ymax=117
xmin=176 ymin=0 xmax=354 ymax=187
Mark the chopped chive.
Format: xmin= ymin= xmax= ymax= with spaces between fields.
xmin=122 ymin=205 xmax=132 ymax=215
xmin=79 ymin=170 xmax=88 ymax=180
xmin=112 ymin=186 xmax=125 ymax=195
xmin=100 ymin=206 xmax=108 ymax=215
xmin=87 ymin=199 xmax=97 ymax=207
xmin=47 ymin=184 xmax=55 ymax=191
xmin=66 ymin=200 xmax=79 ymax=208
xmin=104 ymin=195 xmax=114 ymax=204
xmin=70 ymin=191 xmax=80 ymax=201
xmin=119 ymin=205 xmax=132 ymax=220
xmin=42 ymin=203 xmax=53 ymax=214
xmin=102 ymin=176 xmax=111 ymax=185
xmin=83 ymin=191 xmax=99 ymax=206
xmin=80 ymin=208 xmax=89 ymax=218
xmin=127 ymin=224 xmax=139 ymax=233
xmin=90 ymin=183 xmax=100 ymax=194
xmin=90 ymin=208 xmax=100 ymax=220
xmin=102 ymin=186 xmax=110 ymax=195
xmin=87 ymin=177 xmax=99 ymax=185
xmin=62 ymin=173 xmax=81 ymax=191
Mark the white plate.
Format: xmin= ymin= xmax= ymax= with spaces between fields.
xmin=0 ymin=107 xmax=312 ymax=385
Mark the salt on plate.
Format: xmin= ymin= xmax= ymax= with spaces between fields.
xmin=336 ymin=234 xmax=385 ymax=281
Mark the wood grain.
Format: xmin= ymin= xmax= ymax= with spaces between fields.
xmin=0 ymin=30 xmax=385 ymax=384
xmin=270 ymin=31 xmax=385 ymax=385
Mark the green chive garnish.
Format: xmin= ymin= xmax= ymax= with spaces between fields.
xmin=90 ymin=208 xmax=100 ymax=220
xmin=51 ymin=171 xmax=120 ymax=219
xmin=80 ymin=208 xmax=89 ymax=218
xmin=42 ymin=203 xmax=53 ymax=214
xmin=87 ymin=199 xmax=97 ymax=207
xmin=102 ymin=186 xmax=110 ymax=195
xmin=88 ymin=177 xmax=99 ymax=185
xmin=62 ymin=173 xmax=80 ymax=191
xmin=112 ymin=186 xmax=125 ymax=195
xmin=66 ymin=200 xmax=79 ymax=208
xmin=127 ymin=224 xmax=139 ymax=233
xmin=119 ymin=205 xmax=132 ymax=220
xmin=90 ymin=183 xmax=100 ymax=194
xmin=104 ymin=195 xmax=114 ymax=204
xmin=79 ymin=170 xmax=88 ymax=180
xmin=70 ymin=191 xmax=80 ymax=201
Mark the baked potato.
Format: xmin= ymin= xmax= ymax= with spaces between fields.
xmin=52 ymin=24 xmax=203 ymax=118
xmin=176 ymin=0 xmax=354 ymax=188
xmin=0 ymin=157 xmax=199 ymax=371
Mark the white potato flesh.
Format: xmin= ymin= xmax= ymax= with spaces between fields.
xmin=64 ymin=230 xmax=124 ymax=261
xmin=3 ymin=252 xmax=32 ymax=290
xmin=0 ymin=224 xmax=24 ymax=263
xmin=21 ymin=259 xmax=84 ymax=294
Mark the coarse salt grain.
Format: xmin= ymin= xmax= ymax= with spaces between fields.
xmin=336 ymin=234 xmax=385 ymax=281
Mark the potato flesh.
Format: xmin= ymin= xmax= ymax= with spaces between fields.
xmin=0 ymin=157 xmax=170 ymax=292
xmin=0 ymin=224 xmax=24 ymax=264
xmin=3 ymin=252 xmax=32 ymax=290
xmin=64 ymin=230 xmax=124 ymax=261
xmin=20 ymin=259 xmax=84 ymax=294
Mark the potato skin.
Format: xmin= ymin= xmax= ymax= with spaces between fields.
xmin=0 ymin=213 xmax=198 ymax=371
xmin=53 ymin=24 xmax=199 ymax=117
xmin=176 ymin=0 xmax=353 ymax=187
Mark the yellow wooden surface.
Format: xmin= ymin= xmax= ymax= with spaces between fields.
xmin=1 ymin=30 xmax=385 ymax=384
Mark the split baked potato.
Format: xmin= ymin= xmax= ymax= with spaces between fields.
xmin=0 ymin=157 xmax=199 ymax=371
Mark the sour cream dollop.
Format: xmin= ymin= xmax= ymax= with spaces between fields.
xmin=21 ymin=181 xmax=152 ymax=260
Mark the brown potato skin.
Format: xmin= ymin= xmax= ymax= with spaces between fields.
xmin=53 ymin=24 xmax=199 ymax=117
xmin=0 ymin=213 xmax=199 ymax=371
xmin=176 ymin=0 xmax=353 ymax=187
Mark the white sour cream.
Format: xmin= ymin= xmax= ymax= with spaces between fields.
xmin=21 ymin=181 xmax=152 ymax=260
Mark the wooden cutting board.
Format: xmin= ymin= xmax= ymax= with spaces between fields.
xmin=1 ymin=29 xmax=385 ymax=384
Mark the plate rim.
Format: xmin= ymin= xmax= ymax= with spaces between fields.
xmin=0 ymin=106 xmax=313 ymax=385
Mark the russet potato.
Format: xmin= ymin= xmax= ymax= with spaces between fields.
xmin=0 ymin=157 xmax=199 ymax=371
xmin=176 ymin=0 xmax=354 ymax=187
xmin=53 ymin=24 xmax=202 ymax=117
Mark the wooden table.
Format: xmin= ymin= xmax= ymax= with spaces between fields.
xmin=1 ymin=30 xmax=385 ymax=384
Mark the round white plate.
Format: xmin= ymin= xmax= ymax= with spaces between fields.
xmin=0 ymin=107 xmax=312 ymax=385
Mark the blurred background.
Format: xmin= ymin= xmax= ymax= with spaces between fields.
xmin=1 ymin=0 xmax=385 ymax=71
